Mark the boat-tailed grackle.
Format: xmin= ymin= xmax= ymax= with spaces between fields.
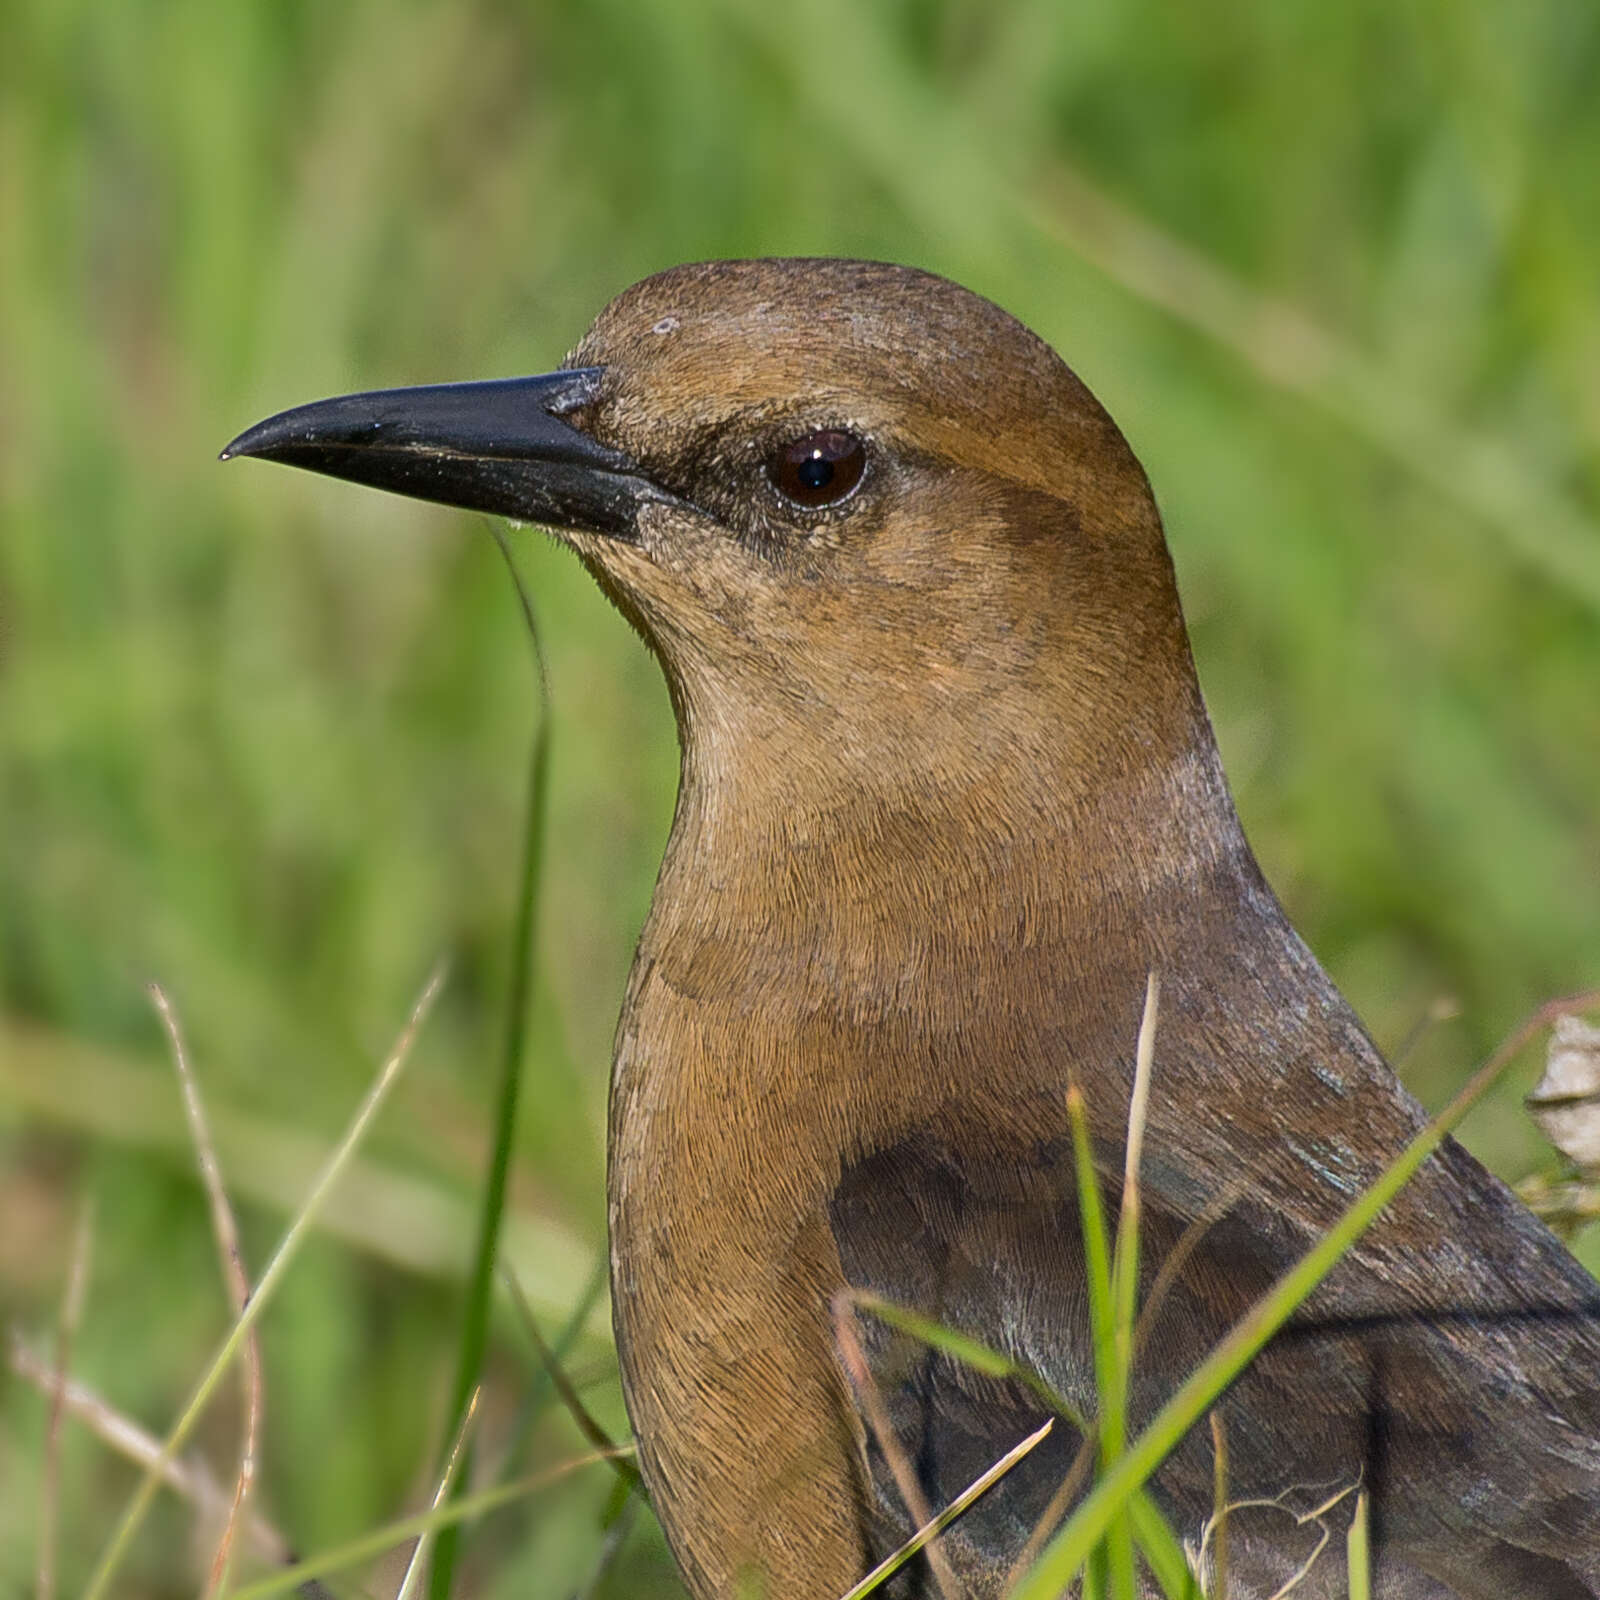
xmin=225 ymin=259 xmax=1600 ymax=1599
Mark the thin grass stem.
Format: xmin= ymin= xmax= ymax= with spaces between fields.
xmin=221 ymin=1445 xmax=634 ymax=1600
xmin=429 ymin=529 xmax=552 ymax=1599
xmin=1208 ymin=1411 xmax=1229 ymax=1600
xmin=1010 ymin=988 xmax=1600 ymax=1600
xmin=841 ymin=1292 xmax=1193 ymax=1595
xmin=832 ymin=1293 xmax=961 ymax=1600
xmin=8 ymin=1332 xmax=290 ymax=1567
xmin=36 ymin=1193 xmax=92 ymax=1600
xmin=499 ymin=1263 xmax=641 ymax=1490
xmin=81 ymin=962 xmax=446 ymax=1600
xmin=151 ymin=983 xmax=264 ymax=1600
xmin=395 ymin=1388 xmax=481 ymax=1600
xmin=840 ymin=1421 xmax=1054 ymax=1600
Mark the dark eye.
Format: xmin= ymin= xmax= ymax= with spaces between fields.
xmin=769 ymin=429 xmax=867 ymax=509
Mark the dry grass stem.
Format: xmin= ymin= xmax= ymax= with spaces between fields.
xmin=1391 ymin=996 xmax=1461 ymax=1067
xmin=1207 ymin=1411 xmax=1229 ymax=1600
xmin=8 ymin=1330 xmax=291 ymax=1566
xmin=1479 ymin=991 xmax=1600 ymax=1095
xmin=1121 ymin=973 xmax=1160 ymax=1209
xmin=499 ymin=1264 xmax=640 ymax=1488
xmin=832 ymin=1292 xmax=963 ymax=1600
xmin=1133 ymin=1185 xmax=1246 ymax=1364
xmin=395 ymin=1387 xmax=481 ymax=1600
xmin=1195 ymin=1479 xmax=1359 ymax=1600
xmin=222 ymin=1444 xmax=637 ymax=1600
xmin=0 ymin=1016 xmax=604 ymax=1320
xmin=81 ymin=959 xmax=448 ymax=1600
xmin=1114 ymin=972 xmax=1160 ymax=1361
xmin=840 ymin=1420 xmax=1054 ymax=1600
xmin=150 ymin=981 xmax=263 ymax=1599
xmin=36 ymin=1193 xmax=93 ymax=1600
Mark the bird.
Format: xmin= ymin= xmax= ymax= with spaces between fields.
xmin=223 ymin=258 xmax=1600 ymax=1600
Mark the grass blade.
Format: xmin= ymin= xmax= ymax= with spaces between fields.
xmin=1346 ymin=1492 xmax=1371 ymax=1600
xmin=1010 ymin=988 xmax=1600 ymax=1600
xmin=1067 ymin=1084 xmax=1131 ymax=1597
xmin=499 ymin=1250 xmax=612 ymax=1475
xmin=499 ymin=1263 xmax=641 ymax=1491
xmin=430 ymin=529 xmax=552 ymax=1598
xmin=845 ymin=1290 xmax=1083 ymax=1425
xmin=845 ymin=1292 xmax=1193 ymax=1594
xmin=1126 ymin=1492 xmax=1200 ymax=1600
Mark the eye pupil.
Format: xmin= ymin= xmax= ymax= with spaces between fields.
xmin=797 ymin=455 xmax=834 ymax=490
xmin=770 ymin=429 xmax=866 ymax=508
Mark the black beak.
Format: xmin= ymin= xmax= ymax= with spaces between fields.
xmin=220 ymin=368 xmax=663 ymax=540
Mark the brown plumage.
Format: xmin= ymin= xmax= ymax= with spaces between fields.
xmin=225 ymin=259 xmax=1600 ymax=1599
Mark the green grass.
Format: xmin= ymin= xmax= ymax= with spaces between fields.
xmin=3 ymin=0 xmax=1600 ymax=1594
xmin=842 ymin=985 xmax=1593 ymax=1600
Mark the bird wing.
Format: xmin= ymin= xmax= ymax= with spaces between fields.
xmin=827 ymin=1127 xmax=1600 ymax=1600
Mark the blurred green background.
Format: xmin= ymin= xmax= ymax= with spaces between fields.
xmin=3 ymin=0 xmax=1598 ymax=1594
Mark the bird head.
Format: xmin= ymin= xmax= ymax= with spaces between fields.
xmin=224 ymin=259 xmax=1208 ymax=819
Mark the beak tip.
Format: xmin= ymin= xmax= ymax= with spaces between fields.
xmin=219 ymin=417 xmax=284 ymax=463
